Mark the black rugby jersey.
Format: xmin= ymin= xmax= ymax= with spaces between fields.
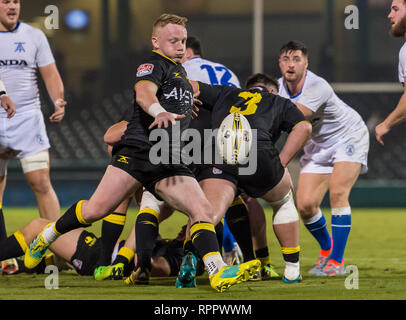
xmin=197 ymin=82 xmax=306 ymax=149
xmin=118 ymin=51 xmax=194 ymax=157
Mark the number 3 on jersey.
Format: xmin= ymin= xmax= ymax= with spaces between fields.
xmin=229 ymin=91 xmax=262 ymax=115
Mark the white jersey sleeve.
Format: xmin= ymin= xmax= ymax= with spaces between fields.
xmin=398 ymin=42 xmax=406 ymax=84
xmin=183 ymin=57 xmax=241 ymax=88
xmin=34 ymin=28 xmax=56 ymax=67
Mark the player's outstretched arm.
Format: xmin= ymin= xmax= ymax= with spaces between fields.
xmin=279 ymin=121 xmax=312 ymax=168
xmin=375 ymin=85 xmax=406 ymax=146
xmin=39 ymin=63 xmax=67 ymax=123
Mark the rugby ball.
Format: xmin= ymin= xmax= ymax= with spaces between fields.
xmin=217 ymin=112 xmax=252 ymax=165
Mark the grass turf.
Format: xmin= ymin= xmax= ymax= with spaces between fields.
xmin=1 ymin=207 xmax=406 ymax=300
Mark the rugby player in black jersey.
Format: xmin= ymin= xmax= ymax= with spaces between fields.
xmin=188 ymin=73 xmax=312 ymax=283
xmin=24 ymin=13 xmax=260 ymax=293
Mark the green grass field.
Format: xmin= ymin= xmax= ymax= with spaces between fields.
xmin=1 ymin=207 xmax=406 ymax=300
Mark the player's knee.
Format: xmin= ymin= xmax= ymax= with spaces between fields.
xmin=270 ymin=190 xmax=299 ymax=225
xmin=27 ymin=176 xmax=52 ymax=195
xmin=29 ymin=217 xmax=51 ymax=230
xmin=296 ymin=198 xmax=318 ymax=220
xmin=78 ymin=200 xmax=103 ymax=223
xmin=329 ymin=188 xmax=349 ymax=206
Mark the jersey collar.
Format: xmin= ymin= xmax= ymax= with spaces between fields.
xmin=152 ymin=50 xmax=178 ymax=65
xmin=285 ymin=70 xmax=307 ymax=99
xmin=0 ymin=21 xmax=20 ymax=33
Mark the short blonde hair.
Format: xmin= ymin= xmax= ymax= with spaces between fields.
xmin=152 ymin=13 xmax=188 ymax=35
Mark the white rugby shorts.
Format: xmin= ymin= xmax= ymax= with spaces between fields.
xmin=300 ymin=125 xmax=369 ymax=175
xmin=0 ymin=109 xmax=50 ymax=159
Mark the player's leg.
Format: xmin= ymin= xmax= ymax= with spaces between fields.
xmin=101 ymin=199 xmax=173 ymax=282
xmin=132 ymin=190 xmax=163 ymax=282
xmin=98 ymin=224 xmax=137 ymax=281
xmin=22 ymin=151 xmax=60 ymax=221
xmin=92 ymin=195 xmax=132 ymax=280
xmin=0 ymin=160 xmax=7 ymax=241
xmin=323 ymin=161 xmax=361 ymax=275
xmin=1 ymin=218 xmax=49 ymax=261
xmin=157 ymin=176 xmax=260 ymax=292
xmin=261 ymin=169 xmax=301 ymax=283
xmin=296 ymin=172 xmax=332 ymax=274
xmin=0 ymin=218 xmax=52 ymax=274
xmin=97 ymin=196 xmax=132 ymax=266
xmin=242 ymin=195 xmax=279 ymax=280
xmin=222 ymin=218 xmax=241 ymax=264
xmin=224 ymin=197 xmax=254 ymax=263
xmin=24 ymin=165 xmax=141 ymax=269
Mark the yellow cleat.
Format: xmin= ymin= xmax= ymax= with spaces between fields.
xmin=124 ymin=266 xmax=150 ymax=285
xmin=209 ymin=259 xmax=261 ymax=292
xmin=24 ymin=224 xmax=53 ymax=269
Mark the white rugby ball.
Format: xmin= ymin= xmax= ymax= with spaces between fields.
xmin=217 ymin=112 xmax=252 ymax=165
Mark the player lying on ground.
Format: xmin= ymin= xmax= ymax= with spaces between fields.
xmin=0 ymin=216 xmax=199 ymax=279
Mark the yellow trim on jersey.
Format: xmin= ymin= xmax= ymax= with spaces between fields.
xmin=152 ymin=50 xmax=177 ymax=65
xmin=190 ymin=222 xmax=215 ymax=236
xmin=75 ymin=200 xmax=88 ymax=225
xmin=103 ymin=213 xmax=126 ymax=226
xmin=13 ymin=230 xmax=28 ymax=253
xmin=137 ymin=208 xmax=159 ymax=220
xmin=120 ymin=120 xmax=129 ymax=124
xmin=118 ymin=246 xmax=135 ymax=263
xmin=281 ymin=246 xmax=300 ymax=254
xmin=291 ymin=120 xmax=312 ymax=131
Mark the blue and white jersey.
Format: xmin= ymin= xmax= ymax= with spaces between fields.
xmin=279 ymin=70 xmax=365 ymax=147
xmin=0 ymin=22 xmax=55 ymax=117
xmin=183 ymin=56 xmax=241 ymax=88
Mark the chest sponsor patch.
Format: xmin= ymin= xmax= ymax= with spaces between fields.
xmin=136 ymin=63 xmax=154 ymax=77
xmin=212 ymin=167 xmax=222 ymax=175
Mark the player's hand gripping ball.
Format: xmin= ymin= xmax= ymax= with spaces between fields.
xmin=217 ymin=112 xmax=252 ymax=165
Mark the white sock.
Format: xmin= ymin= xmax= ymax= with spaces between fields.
xmin=41 ymin=223 xmax=60 ymax=244
xmin=204 ymin=253 xmax=227 ymax=276
xmin=284 ymin=261 xmax=300 ymax=281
